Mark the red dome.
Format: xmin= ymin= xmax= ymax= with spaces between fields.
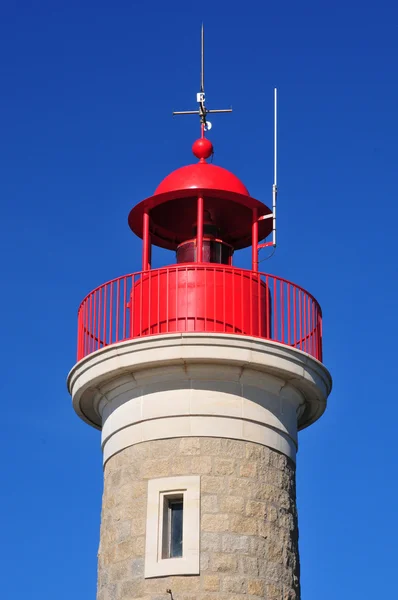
xmin=154 ymin=162 xmax=250 ymax=197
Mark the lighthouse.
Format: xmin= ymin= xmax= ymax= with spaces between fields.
xmin=67 ymin=31 xmax=332 ymax=600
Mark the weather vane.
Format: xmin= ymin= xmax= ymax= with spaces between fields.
xmin=172 ymin=24 xmax=232 ymax=136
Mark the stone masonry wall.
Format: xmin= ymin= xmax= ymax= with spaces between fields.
xmin=97 ymin=438 xmax=300 ymax=600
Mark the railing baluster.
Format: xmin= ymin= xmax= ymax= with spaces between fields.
xmin=314 ymin=305 xmax=317 ymax=359
xmin=194 ymin=265 xmax=197 ymax=331
xmin=213 ymin=267 xmax=216 ymax=332
xmin=280 ymin=279 xmax=284 ymax=343
xmin=314 ymin=301 xmax=317 ymax=358
xmin=306 ymin=294 xmax=309 ymax=353
xmin=83 ymin=303 xmax=86 ymax=359
xmin=103 ymin=284 xmax=107 ymax=348
xmin=249 ymin=271 xmax=253 ymax=336
xmin=78 ymin=305 xmax=82 ymax=360
xmin=309 ymin=296 xmax=312 ymax=355
xmin=148 ymin=269 xmax=152 ymax=336
xmin=130 ymin=275 xmax=134 ymax=338
xmin=77 ymin=308 xmax=81 ymax=361
xmin=185 ymin=267 xmax=188 ymax=332
xmin=223 ymin=268 xmax=226 ymax=332
xmin=116 ymin=279 xmax=119 ymax=343
xmin=299 ymin=291 xmax=302 ymax=351
xmin=85 ymin=300 xmax=88 ymax=357
xmin=82 ymin=304 xmax=85 ymax=359
xmin=204 ymin=266 xmax=207 ymax=332
xmin=99 ymin=289 xmax=102 ymax=351
xmin=86 ymin=295 xmax=89 ymax=355
xmin=166 ymin=268 xmax=170 ymax=333
xmin=273 ymin=277 xmax=277 ymax=341
xmin=240 ymin=269 xmax=244 ymax=334
xmin=257 ymin=273 xmax=261 ymax=337
xmin=293 ymin=288 xmax=297 ymax=349
xmin=311 ymin=299 xmax=314 ymax=357
xmin=176 ymin=267 xmax=179 ymax=333
xmin=139 ymin=269 xmax=143 ymax=337
xmin=157 ymin=269 xmax=160 ymax=335
xmin=266 ymin=274 xmax=270 ymax=339
xmin=319 ymin=310 xmax=322 ymax=361
xmin=303 ymin=293 xmax=306 ymax=353
xmin=232 ymin=268 xmax=235 ymax=333
xmin=123 ymin=276 xmax=127 ymax=341
xmin=78 ymin=304 xmax=82 ymax=361
xmin=93 ymin=290 xmax=97 ymax=352
xmin=287 ymin=283 xmax=291 ymax=346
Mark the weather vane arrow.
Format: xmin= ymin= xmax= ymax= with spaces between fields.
xmin=172 ymin=24 xmax=232 ymax=136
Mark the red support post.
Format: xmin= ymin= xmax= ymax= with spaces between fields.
xmin=252 ymin=207 xmax=258 ymax=271
xmin=197 ymin=196 xmax=204 ymax=262
xmin=142 ymin=211 xmax=151 ymax=271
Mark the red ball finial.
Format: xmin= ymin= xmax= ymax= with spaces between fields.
xmin=192 ymin=137 xmax=213 ymax=161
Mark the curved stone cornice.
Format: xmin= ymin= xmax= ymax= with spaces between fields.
xmin=68 ymin=333 xmax=331 ymax=430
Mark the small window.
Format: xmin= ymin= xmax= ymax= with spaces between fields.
xmin=162 ymin=495 xmax=183 ymax=558
xmin=176 ymin=239 xmax=233 ymax=265
xmin=145 ymin=476 xmax=200 ymax=578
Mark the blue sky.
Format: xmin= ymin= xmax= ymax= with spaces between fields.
xmin=1 ymin=1 xmax=397 ymax=598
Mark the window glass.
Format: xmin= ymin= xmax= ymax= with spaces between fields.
xmin=169 ymin=500 xmax=183 ymax=558
xmin=176 ymin=240 xmax=232 ymax=265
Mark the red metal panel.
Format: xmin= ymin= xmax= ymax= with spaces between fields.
xmin=131 ymin=266 xmax=270 ymax=338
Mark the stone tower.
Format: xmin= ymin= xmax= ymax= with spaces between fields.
xmin=67 ymin=77 xmax=332 ymax=600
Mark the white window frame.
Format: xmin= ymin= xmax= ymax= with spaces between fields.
xmin=145 ymin=475 xmax=200 ymax=578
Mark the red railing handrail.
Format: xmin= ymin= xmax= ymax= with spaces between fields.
xmin=77 ymin=265 xmax=323 ymax=316
xmin=76 ymin=264 xmax=323 ymax=363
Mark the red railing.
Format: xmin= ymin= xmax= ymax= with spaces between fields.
xmin=76 ymin=265 xmax=323 ymax=363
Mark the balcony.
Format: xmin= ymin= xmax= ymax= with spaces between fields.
xmin=76 ymin=264 xmax=322 ymax=363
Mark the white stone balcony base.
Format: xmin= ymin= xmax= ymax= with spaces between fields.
xmin=67 ymin=334 xmax=332 ymax=465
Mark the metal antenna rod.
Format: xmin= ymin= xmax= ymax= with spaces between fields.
xmin=201 ymin=23 xmax=205 ymax=93
xmin=256 ymin=88 xmax=278 ymax=254
xmin=272 ymin=87 xmax=278 ymax=247
xmin=274 ymin=87 xmax=277 ymax=187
